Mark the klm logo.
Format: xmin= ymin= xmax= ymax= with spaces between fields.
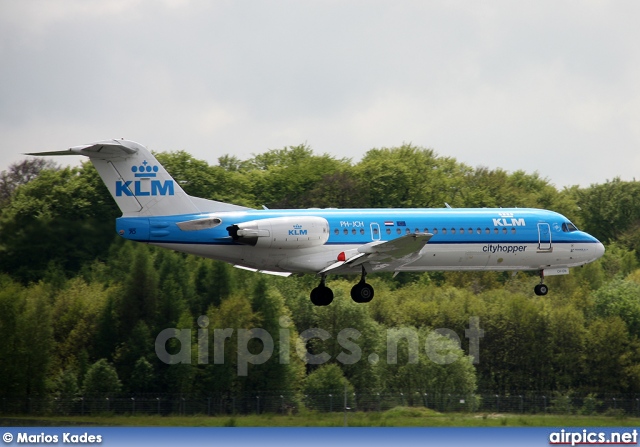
xmin=115 ymin=161 xmax=175 ymax=196
xmin=289 ymin=224 xmax=308 ymax=236
xmin=493 ymin=212 xmax=525 ymax=227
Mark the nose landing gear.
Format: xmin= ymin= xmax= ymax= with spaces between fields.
xmin=534 ymin=270 xmax=549 ymax=296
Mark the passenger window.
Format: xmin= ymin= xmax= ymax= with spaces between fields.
xmin=424 ymin=228 xmax=429 ymax=233
xmin=442 ymin=228 xmax=447 ymax=234
xmin=502 ymin=228 xmax=507 ymax=234
xmin=334 ymin=229 xmax=339 ymax=235
xmin=511 ymin=228 xmax=516 ymax=234
xmin=477 ymin=228 xmax=481 ymax=234
xmin=360 ymin=229 xmax=365 ymax=235
xmin=433 ymin=228 xmax=438 ymax=235
xmin=406 ymin=228 xmax=411 ymax=235
xmin=386 ymin=228 xmax=391 ymax=235
xmin=352 ymin=229 xmax=356 ymax=235
xmin=459 ymin=228 xmax=464 ymax=234
xmin=343 ymin=229 xmax=348 ymax=235
xmin=373 ymin=228 xmax=379 ymax=235
xmin=494 ymin=228 xmax=499 ymax=234
xmin=415 ymin=228 xmax=420 ymax=233
xmin=396 ymin=228 xmax=402 ymax=234
xmin=485 ymin=228 xmax=490 ymax=234
xmin=451 ymin=228 xmax=456 ymax=234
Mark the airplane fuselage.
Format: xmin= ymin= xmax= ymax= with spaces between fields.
xmin=116 ymin=207 xmax=604 ymax=276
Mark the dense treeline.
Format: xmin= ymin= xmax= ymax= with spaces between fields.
xmin=1 ymin=144 xmax=640 ymax=409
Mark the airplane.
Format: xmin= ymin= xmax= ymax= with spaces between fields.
xmin=28 ymin=139 xmax=606 ymax=306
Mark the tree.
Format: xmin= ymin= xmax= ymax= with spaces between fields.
xmin=582 ymin=317 xmax=632 ymax=393
xmin=243 ymin=144 xmax=352 ymax=208
xmin=129 ymin=357 xmax=156 ymax=394
xmin=311 ymin=281 xmax=383 ymax=394
xmin=355 ymin=145 xmax=471 ymax=208
xmin=244 ymin=278 xmax=305 ymax=405
xmin=118 ymin=245 xmax=159 ymax=334
xmin=575 ymin=178 xmax=640 ymax=244
xmin=17 ymin=283 xmax=54 ymax=398
xmin=302 ymin=364 xmax=354 ymax=411
xmin=592 ymin=278 xmax=640 ymax=336
xmin=194 ymin=259 xmax=233 ymax=314
xmin=0 ymin=163 xmax=118 ymax=282
xmin=83 ymin=359 xmax=122 ymax=396
xmin=0 ymin=276 xmax=26 ymax=398
xmin=0 ymin=158 xmax=58 ymax=208
xmin=381 ymin=326 xmax=477 ymax=408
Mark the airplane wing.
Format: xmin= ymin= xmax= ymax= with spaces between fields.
xmin=319 ymin=232 xmax=433 ymax=274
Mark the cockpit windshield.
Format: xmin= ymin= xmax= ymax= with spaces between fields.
xmin=562 ymin=222 xmax=579 ymax=232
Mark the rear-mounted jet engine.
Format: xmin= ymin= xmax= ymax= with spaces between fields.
xmin=227 ymin=216 xmax=329 ymax=249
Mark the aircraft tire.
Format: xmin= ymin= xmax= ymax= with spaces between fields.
xmin=351 ymin=282 xmax=374 ymax=303
xmin=534 ymin=284 xmax=549 ymax=296
xmin=311 ymin=285 xmax=334 ymax=306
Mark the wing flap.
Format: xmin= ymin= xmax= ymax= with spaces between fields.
xmin=319 ymin=233 xmax=433 ymax=274
xmin=358 ymin=232 xmax=433 ymax=260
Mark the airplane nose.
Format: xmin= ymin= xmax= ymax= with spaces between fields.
xmin=594 ymin=242 xmax=605 ymax=259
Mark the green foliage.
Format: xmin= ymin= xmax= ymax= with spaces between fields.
xmin=593 ymin=278 xmax=640 ymax=336
xmin=0 ymin=163 xmax=117 ymax=282
xmin=83 ymin=359 xmax=122 ymax=396
xmin=302 ymin=364 xmax=354 ymax=411
xmin=580 ymin=393 xmax=601 ymax=416
xmin=355 ymin=145 xmax=471 ymax=208
xmin=129 ymin=357 xmax=155 ymax=394
xmin=550 ymin=392 xmax=574 ymax=415
xmin=381 ymin=326 xmax=477 ymax=405
xmin=575 ymin=178 xmax=640 ymax=244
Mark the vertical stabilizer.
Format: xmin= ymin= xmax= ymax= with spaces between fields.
xmin=27 ymin=139 xmax=200 ymax=217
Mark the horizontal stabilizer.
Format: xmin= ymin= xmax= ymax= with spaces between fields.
xmin=26 ymin=139 xmax=140 ymax=160
xmin=24 ymin=150 xmax=82 ymax=157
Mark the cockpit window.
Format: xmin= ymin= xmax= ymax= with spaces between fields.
xmin=562 ymin=222 xmax=579 ymax=232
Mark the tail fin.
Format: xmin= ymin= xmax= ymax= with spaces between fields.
xmin=27 ymin=139 xmax=248 ymax=217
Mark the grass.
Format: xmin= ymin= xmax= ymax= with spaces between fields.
xmin=4 ymin=408 xmax=640 ymax=427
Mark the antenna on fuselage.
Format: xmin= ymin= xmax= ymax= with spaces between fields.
xmin=445 ymin=203 xmax=452 ymax=209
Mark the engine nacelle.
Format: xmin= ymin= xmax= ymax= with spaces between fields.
xmin=227 ymin=216 xmax=330 ymax=249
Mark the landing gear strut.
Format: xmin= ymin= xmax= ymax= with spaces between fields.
xmin=351 ymin=266 xmax=374 ymax=303
xmin=534 ymin=270 xmax=549 ymax=296
xmin=310 ymin=275 xmax=334 ymax=306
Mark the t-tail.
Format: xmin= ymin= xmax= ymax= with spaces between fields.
xmin=26 ymin=139 xmax=248 ymax=217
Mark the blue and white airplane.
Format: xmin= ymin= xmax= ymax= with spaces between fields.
xmin=29 ymin=139 xmax=605 ymax=306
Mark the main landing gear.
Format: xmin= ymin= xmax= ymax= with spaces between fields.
xmin=309 ymin=267 xmax=375 ymax=306
xmin=310 ymin=275 xmax=334 ymax=306
xmin=534 ymin=270 xmax=549 ymax=296
xmin=351 ymin=266 xmax=374 ymax=303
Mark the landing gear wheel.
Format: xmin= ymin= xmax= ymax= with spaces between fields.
xmin=310 ymin=285 xmax=334 ymax=306
xmin=351 ymin=281 xmax=374 ymax=303
xmin=534 ymin=283 xmax=548 ymax=296
xmin=350 ymin=266 xmax=375 ymax=303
